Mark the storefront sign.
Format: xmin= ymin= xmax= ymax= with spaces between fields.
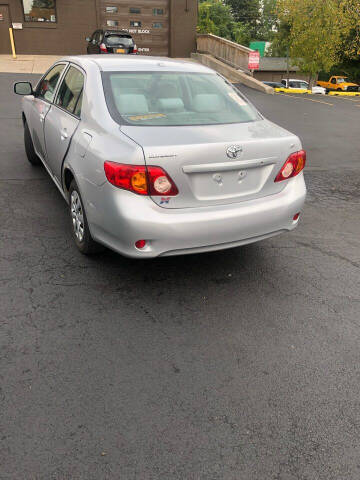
xmin=138 ymin=48 xmax=150 ymax=53
xmin=12 ymin=23 xmax=23 ymax=29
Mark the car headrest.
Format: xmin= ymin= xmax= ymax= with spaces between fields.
xmin=193 ymin=94 xmax=224 ymax=113
xmin=115 ymin=94 xmax=149 ymax=115
xmin=156 ymin=98 xmax=184 ymax=112
xmin=152 ymin=81 xmax=179 ymax=99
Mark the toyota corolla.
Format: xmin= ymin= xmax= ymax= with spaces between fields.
xmin=14 ymin=56 xmax=306 ymax=257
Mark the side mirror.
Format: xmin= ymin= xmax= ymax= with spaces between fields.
xmin=86 ymin=37 xmax=91 ymax=42
xmin=14 ymin=82 xmax=33 ymax=96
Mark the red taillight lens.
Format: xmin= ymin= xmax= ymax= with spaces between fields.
xmin=274 ymin=150 xmax=306 ymax=182
xmin=104 ymin=163 xmax=148 ymax=194
xmin=133 ymin=44 xmax=138 ymax=54
xmin=104 ymin=162 xmax=178 ymax=196
xmin=100 ymin=43 xmax=107 ymax=53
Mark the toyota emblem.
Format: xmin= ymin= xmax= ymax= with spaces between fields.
xmin=226 ymin=145 xmax=243 ymax=159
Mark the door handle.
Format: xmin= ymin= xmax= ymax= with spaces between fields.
xmin=60 ymin=129 xmax=68 ymax=140
xmin=39 ymin=113 xmax=45 ymax=123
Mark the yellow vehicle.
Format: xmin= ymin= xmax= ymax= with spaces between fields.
xmin=317 ymin=76 xmax=359 ymax=92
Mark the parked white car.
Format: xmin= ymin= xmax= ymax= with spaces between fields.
xmin=281 ymin=79 xmax=326 ymax=95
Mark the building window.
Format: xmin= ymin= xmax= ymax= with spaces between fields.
xmin=153 ymin=23 xmax=163 ymax=28
xmin=153 ymin=8 xmax=164 ymax=15
xmin=130 ymin=7 xmax=141 ymax=14
xmin=22 ymin=0 xmax=56 ymax=23
xmin=130 ymin=20 xmax=141 ymax=27
xmin=107 ymin=20 xmax=118 ymax=27
xmin=106 ymin=6 xmax=118 ymax=14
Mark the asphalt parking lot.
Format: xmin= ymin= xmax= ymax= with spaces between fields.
xmin=1 ymin=73 xmax=360 ymax=480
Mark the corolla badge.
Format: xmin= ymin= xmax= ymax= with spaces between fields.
xmin=226 ymin=145 xmax=243 ymax=159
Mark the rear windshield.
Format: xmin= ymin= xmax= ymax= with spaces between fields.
xmin=102 ymin=72 xmax=261 ymax=126
xmin=105 ymin=34 xmax=134 ymax=46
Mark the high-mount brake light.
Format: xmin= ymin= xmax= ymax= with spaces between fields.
xmin=274 ymin=150 xmax=306 ymax=182
xmin=103 ymin=162 xmax=178 ymax=196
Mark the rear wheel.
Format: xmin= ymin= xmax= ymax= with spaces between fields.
xmin=69 ymin=180 xmax=104 ymax=255
xmin=24 ymin=120 xmax=41 ymax=166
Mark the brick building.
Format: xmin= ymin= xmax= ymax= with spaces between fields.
xmin=0 ymin=0 xmax=197 ymax=57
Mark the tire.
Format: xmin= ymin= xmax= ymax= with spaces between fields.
xmin=24 ymin=120 xmax=41 ymax=166
xmin=69 ymin=180 xmax=104 ymax=255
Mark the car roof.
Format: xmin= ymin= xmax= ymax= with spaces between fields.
xmin=283 ymin=78 xmax=308 ymax=82
xmin=60 ymin=55 xmax=215 ymax=74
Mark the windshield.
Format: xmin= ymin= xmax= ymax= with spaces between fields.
xmin=105 ymin=35 xmax=134 ymax=46
xmin=102 ymin=72 xmax=261 ymax=126
xmin=336 ymin=77 xmax=347 ymax=83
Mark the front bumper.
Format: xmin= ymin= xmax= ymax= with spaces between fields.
xmin=88 ymin=174 xmax=306 ymax=258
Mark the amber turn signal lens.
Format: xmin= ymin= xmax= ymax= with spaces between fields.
xmin=131 ymin=172 xmax=147 ymax=194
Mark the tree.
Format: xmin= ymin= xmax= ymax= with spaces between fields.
xmin=256 ymin=0 xmax=278 ymax=41
xmin=198 ymin=0 xmax=250 ymax=45
xmin=276 ymin=0 xmax=360 ymax=83
xmin=224 ymin=0 xmax=260 ymax=24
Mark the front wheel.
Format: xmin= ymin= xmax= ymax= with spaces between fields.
xmin=69 ymin=180 xmax=104 ymax=255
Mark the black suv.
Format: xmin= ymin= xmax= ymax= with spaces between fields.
xmin=86 ymin=29 xmax=138 ymax=55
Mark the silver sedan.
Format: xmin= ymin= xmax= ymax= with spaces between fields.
xmin=14 ymin=56 xmax=306 ymax=258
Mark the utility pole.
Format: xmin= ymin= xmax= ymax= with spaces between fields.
xmin=286 ymin=45 xmax=290 ymax=83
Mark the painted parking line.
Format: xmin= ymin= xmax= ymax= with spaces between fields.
xmin=277 ymin=93 xmax=334 ymax=106
xmin=333 ymin=96 xmax=360 ymax=102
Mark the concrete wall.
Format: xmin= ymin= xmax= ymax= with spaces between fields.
xmin=170 ymin=0 xmax=197 ymax=58
xmin=192 ymin=53 xmax=274 ymax=94
xmin=5 ymin=0 xmax=98 ymax=55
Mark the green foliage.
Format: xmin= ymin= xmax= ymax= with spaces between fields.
xmin=224 ymin=0 xmax=277 ymax=41
xmin=275 ymin=0 xmax=360 ymax=76
xmin=198 ymin=0 xmax=251 ymax=45
xmin=257 ymin=0 xmax=278 ymax=42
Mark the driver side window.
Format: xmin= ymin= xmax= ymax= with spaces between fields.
xmin=331 ymin=78 xmax=336 ymax=84
xmin=37 ymin=64 xmax=66 ymax=103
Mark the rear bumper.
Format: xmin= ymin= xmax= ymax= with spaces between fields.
xmin=88 ymin=174 xmax=306 ymax=258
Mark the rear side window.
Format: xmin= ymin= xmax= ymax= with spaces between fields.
xmin=56 ymin=66 xmax=84 ymax=116
xmin=37 ymin=64 xmax=65 ymax=102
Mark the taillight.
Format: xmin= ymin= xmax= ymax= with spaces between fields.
xmin=274 ymin=150 xmax=306 ymax=182
xmin=133 ymin=44 xmax=138 ymax=54
xmin=147 ymin=166 xmax=178 ymax=196
xmin=104 ymin=162 xmax=178 ymax=196
xmin=100 ymin=43 xmax=107 ymax=53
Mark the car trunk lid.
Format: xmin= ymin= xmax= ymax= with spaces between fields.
xmin=121 ymin=120 xmax=301 ymax=209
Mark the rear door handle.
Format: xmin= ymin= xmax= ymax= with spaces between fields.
xmin=60 ymin=129 xmax=68 ymax=140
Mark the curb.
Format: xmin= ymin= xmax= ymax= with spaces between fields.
xmin=328 ymin=91 xmax=360 ymax=96
xmin=274 ymin=88 xmax=312 ymax=94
